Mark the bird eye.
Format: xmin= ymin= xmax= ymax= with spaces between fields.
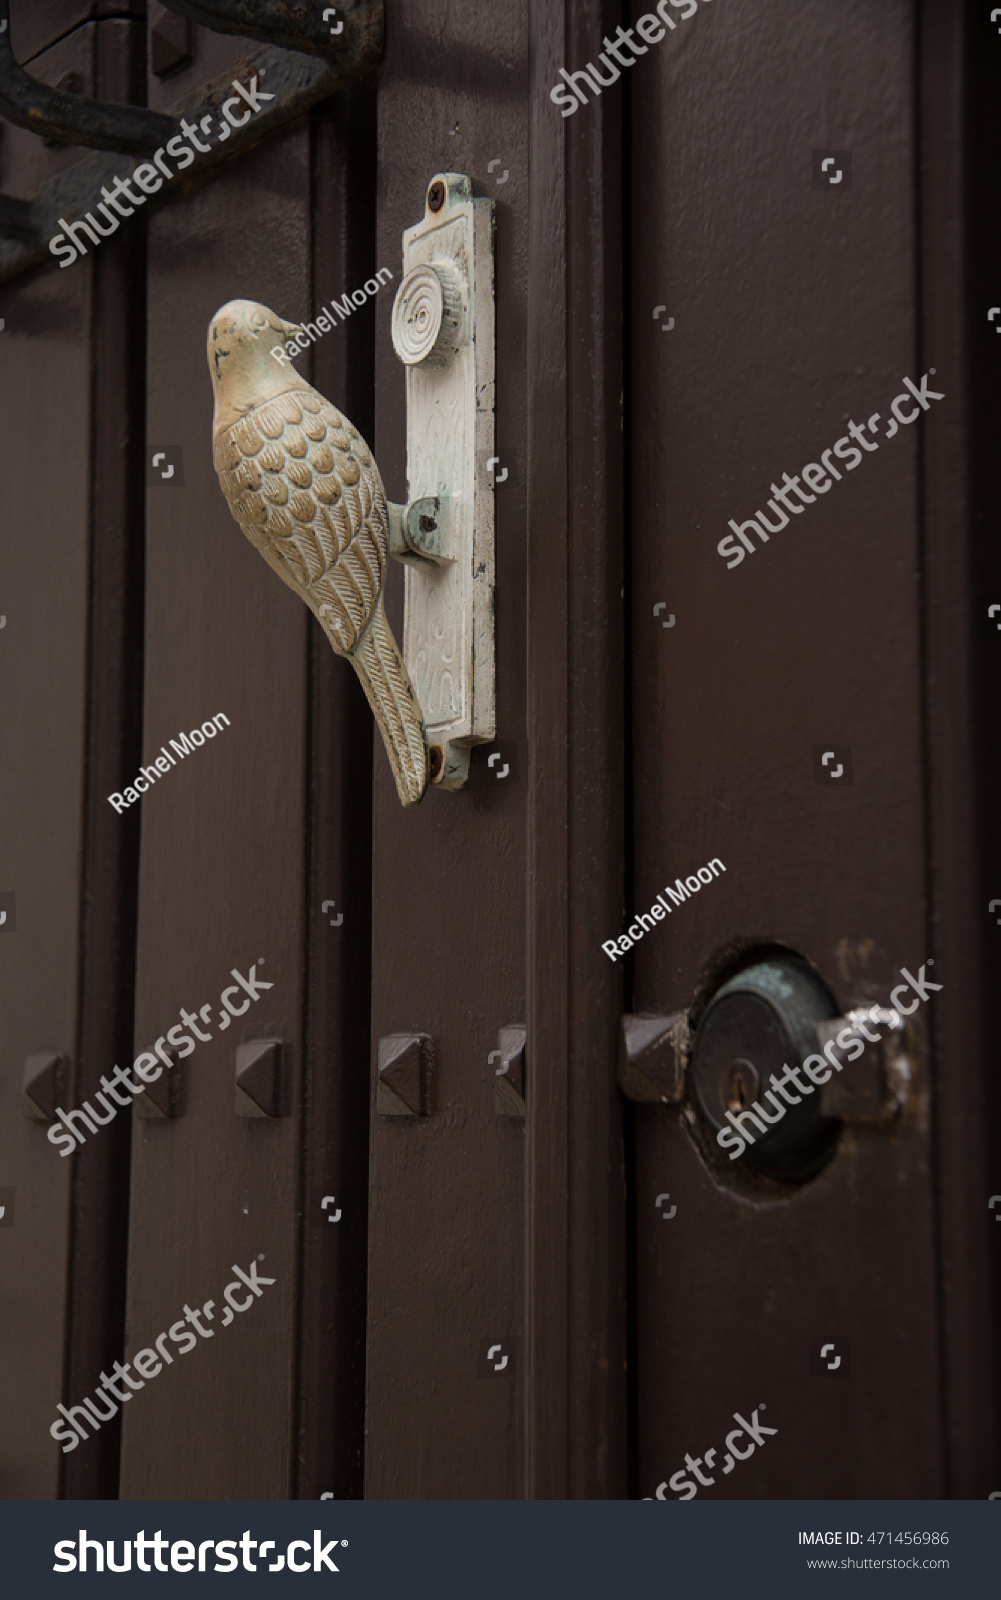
xmin=248 ymin=309 xmax=269 ymax=332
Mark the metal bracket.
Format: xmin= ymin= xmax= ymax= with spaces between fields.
xmin=387 ymin=496 xmax=456 ymax=569
xmin=817 ymin=1006 xmax=911 ymax=1123
xmin=389 ymin=173 xmax=496 ymax=791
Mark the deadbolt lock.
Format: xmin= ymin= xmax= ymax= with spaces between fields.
xmin=620 ymin=958 xmax=913 ymax=1186
xmin=690 ymin=957 xmax=842 ymax=1182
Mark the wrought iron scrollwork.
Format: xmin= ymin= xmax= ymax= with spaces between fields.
xmin=0 ymin=0 xmax=177 ymax=154
xmin=0 ymin=1 xmax=384 ymax=277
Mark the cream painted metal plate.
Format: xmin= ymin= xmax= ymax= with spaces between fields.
xmin=391 ymin=172 xmax=495 ymax=789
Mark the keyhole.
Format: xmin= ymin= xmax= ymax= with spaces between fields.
xmin=725 ymin=1057 xmax=760 ymax=1113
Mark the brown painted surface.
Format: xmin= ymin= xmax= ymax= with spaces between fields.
xmin=0 ymin=6 xmax=143 ymax=1503
xmin=628 ymin=0 xmax=941 ymax=1498
xmin=363 ymin=0 xmax=530 ymax=1501
xmin=2 ymin=0 xmax=1000 ymax=1505
xmin=361 ymin=0 xmax=628 ymax=1502
xmin=60 ymin=10 xmax=147 ymax=1503
xmin=117 ymin=12 xmax=385 ymax=1500
xmin=0 ymin=171 xmax=89 ymax=1506
xmin=945 ymin=0 xmax=1001 ymax=1495
xmin=524 ymin=0 xmax=628 ymax=1503
xmin=294 ymin=81 xmax=377 ymax=1503
xmin=8 ymin=4 xmax=144 ymax=70
xmin=118 ymin=50 xmax=312 ymax=1492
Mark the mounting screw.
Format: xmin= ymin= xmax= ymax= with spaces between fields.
xmin=428 ymin=179 xmax=446 ymax=213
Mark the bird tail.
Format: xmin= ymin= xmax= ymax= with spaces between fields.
xmin=350 ymin=596 xmax=429 ymax=808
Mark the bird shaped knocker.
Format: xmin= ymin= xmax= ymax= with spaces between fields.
xmin=208 ymin=298 xmax=429 ymax=808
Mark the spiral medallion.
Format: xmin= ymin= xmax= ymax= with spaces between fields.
xmin=391 ymin=263 xmax=463 ymax=367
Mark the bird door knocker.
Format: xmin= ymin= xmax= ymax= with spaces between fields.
xmin=207 ymin=172 xmax=496 ymax=808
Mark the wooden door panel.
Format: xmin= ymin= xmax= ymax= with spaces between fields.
xmin=363 ymin=0 xmax=530 ymax=1500
xmin=0 ymin=7 xmax=143 ymax=1501
xmin=8 ymin=0 xmax=994 ymax=1509
xmin=0 ymin=244 xmax=90 ymax=1502
xmin=119 ymin=118 xmax=311 ymax=1497
xmin=629 ymin=0 xmax=942 ymax=1496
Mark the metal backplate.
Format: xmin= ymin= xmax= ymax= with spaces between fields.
xmin=395 ymin=173 xmax=495 ymax=789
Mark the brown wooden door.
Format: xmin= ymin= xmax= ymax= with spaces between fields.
xmin=2 ymin=0 xmax=999 ymax=1505
xmin=626 ymin=0 xmax=999 ymax=1501
xmin=117 ymin=22 xmax=377 ymax=1502
xmin=1 ymin=3 xmax=146 ymax=1499
xmin=2 ymin=0 xmax=627 ymax=1502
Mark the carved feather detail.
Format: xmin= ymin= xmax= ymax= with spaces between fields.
xmin=208 ymin=300 xmax=429 ymax=807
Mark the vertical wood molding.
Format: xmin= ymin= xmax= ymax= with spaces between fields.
xmin=364 ymin=0 xmax=530 ymax=1500
xmin=60 ymin=15 xmax=148 ymax=1502
xmin=525 ymin=0 xmax=627 ymax=1500
xmin=294 ymin=81 xmax=377 ymax=1502
xmin=921 ymin=0 xmax=1001 ymax=1495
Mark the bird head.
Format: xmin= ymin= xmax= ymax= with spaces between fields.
xmin=207 ymin=299 xmax=307 ymax=431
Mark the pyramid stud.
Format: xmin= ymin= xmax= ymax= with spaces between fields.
xmin=376 ymin=1032 xmax=432 ymax=1117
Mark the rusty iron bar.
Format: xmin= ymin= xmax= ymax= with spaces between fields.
xmin=0 ymin=28 xmax=382 ymax=281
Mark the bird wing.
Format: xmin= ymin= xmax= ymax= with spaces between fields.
xmin=213 ymin=386 xmax=386 ymax=658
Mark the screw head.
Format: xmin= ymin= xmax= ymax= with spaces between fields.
xmin=428 ymin=180 xmax=446 ymax=213
xmin=429 ymin=744 xmax=444 ymax=781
